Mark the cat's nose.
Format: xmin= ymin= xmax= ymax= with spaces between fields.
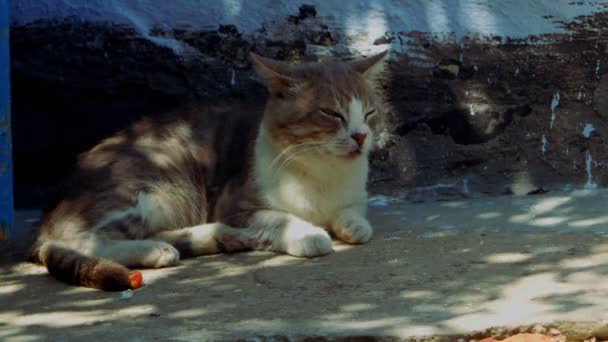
xmin=351 ymin=133 xmax=367 ymax=146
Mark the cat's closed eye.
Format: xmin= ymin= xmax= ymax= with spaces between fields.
xmin=364 ymin=109 xmax=376 ymax=121
xmin=320 ymin=108 xmax=346 ymax=122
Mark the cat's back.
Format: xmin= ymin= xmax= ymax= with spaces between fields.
xmin=75 ymin=100 xmax=263 ymax=184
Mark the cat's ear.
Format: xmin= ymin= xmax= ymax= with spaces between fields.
xmin=349 ymin=50 xmax=389 ymax=82
xmin=250 ymin=53 xmax=302 ymax=98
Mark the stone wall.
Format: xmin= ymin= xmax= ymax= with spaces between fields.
xmin=9 ymin=1 xmax=608 ymax=207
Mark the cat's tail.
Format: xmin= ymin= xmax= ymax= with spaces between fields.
xmin=33 ymin=242 xmax=132 ymax=291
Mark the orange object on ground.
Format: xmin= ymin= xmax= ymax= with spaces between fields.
xmin=480 ymin=333 xmax=559 ymax=342
xmin=129 ymin=271 xmax=143 ymax=289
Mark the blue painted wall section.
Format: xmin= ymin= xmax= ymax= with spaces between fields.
xmin=0 ymin=0 xmax=13 ymax=240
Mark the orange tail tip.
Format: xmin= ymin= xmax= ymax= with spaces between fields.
xmin=129 ymin=271 xmax=143 ymax=289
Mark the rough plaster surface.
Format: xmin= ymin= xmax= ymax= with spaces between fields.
xmin=4 ymin=191 xmax=608 ymax=340
xmin=8 ymin=1 xmax=608 ymax=208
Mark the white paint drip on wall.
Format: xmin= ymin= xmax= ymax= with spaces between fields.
xmin=469 ymin=104 xmax=476 ymax=116
xmin=582 ymin=123 xmax=595 ymax=138
xmin=585 ymin=150 xmax=598 ymax=189
xmin=463 ymin=177 xmax=470 ymax=195
xmin=550 ymin=91 xmax=559 ymax=129
xmin=230 ymin=68 xmax=236 ymax=87
xmin=596 ymin=59 xmax=601 ymax=79
xmin=541 ymin=134 xmax=547 ymax=156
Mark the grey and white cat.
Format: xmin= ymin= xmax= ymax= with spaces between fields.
xmin=31 ymin=51 xmax=387 ymax=290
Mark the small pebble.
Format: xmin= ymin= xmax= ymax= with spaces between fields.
xmin=532 ymin=325 xmax=547 ymax=334
xmin=549 ymin=328 xmax=561 ymax=336
xmin=119 ymin=289 xmax=133 ymax=301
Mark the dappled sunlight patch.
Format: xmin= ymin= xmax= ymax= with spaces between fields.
xmin=554 ymin=206 xmax=576 ymax=215
xmin=9 ymin=262 xmax=46 ymax=276
xmin=445 ymin=302 xmax=552 ymax=332
xmin=478 ymin=212 xmax=503 ymax=219
xmin=57 ymin=286 xmax=97 ymax=296
xmin=0 ymin=303 xmax=159 ymax=329
xmin=441 ymin=272 xmax=594 ymax=331
xmin=449 ymin=292 xmax=495 ymax=308
xmin=400 ymin=290 xmax=436 ymax=300
xmin=411 ymin=303 xmax=447 ymax=313
xmin=532 ymin=246 xmax=562 ymax=254
xmin=418 ymin=230 xmax=458 ymax=239
xmin=258 ymin=254 xmax=303 ymax=268
xmin=215 ymin=267 xmax=248 ymax=278
xmin=564 ymin=271 xmax=608 ymax=286
xmin=9 ymin=310 xmax=113 ymax=328
xmin=322 ymin=312 xmax=353 ymax=320
xmin=453 ymin=248 xmax=472 ymax=254
xmin=391 ymin=324 xmax=440 ymax=338
xmin=528 ymin=217 xmax=569 ymax=227
xmin=333 ymin=242 xmax=355 ymax=253
xmin=321 ymin=316 xmax=411 ymax=331
xmin=231 ymin=318 xmax=288 ymax=333
xmin=65 ymin=298 xmax=114 ymax=308
xmin=169 ymin=308 xmax=209 ymax=319
xmin=458 ymin=0 xmax=498 ymax=36
xmin=560 ymin=252 xmax=608 ymax=269
xmin=0 ymin=283 xmax=25 ymax=295
xmin=443 ymin=273 xmax=586 ymax=330
xmin=341 ymin=303 xmax=376 ymax=312
xmin=501 ymin=273 xmax=576 ymax=300
xmin=343 ymin=4 xmax=388 ymax=55
xmin=570 ymin=189 xmax=604 ymax=198
xmin=426 ymin=214 xmax=441 ymax=221
xmin=136 ymin=265 xmax=183 ymax=286
xmin=591 ymin=243 xmax=608 ymax=253
xmin=0 ymin=326 xmax=26 ymax=340
xmin=118 ymin=304 xmax=158 ymax=317
xmin=441 ymin=201 xmax=471 ymax=209
xmin=525 ymin=263 xmax=556 ymax=273
xmin=567 ymin=215 xmax=608 ymax=228
xmin=206 ymin=284 xmax=238 ymax=292
xmin=512 ymin=196 xmax=572 ymax=222
xmin=425 ymin=0 xmax=450 ymax=33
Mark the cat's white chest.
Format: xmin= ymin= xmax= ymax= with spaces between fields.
xmin=261 ymin=165 xmax=367 ymax=226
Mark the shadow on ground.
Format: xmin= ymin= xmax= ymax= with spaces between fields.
xmin=2 ymin=190 xmax=608 ymax=341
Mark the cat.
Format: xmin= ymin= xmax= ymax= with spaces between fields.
xmin=30 ymin=51 xmax=388 ymax=291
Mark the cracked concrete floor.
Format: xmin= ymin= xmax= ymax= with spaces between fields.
xmin=3 ymin=189 xmax=608 ymax=341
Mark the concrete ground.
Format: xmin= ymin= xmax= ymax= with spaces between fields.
xmin=3 ymin=189 xmax=608 ymax=341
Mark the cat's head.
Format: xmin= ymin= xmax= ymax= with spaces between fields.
xmin=251 ymin=51 xmax=387 ymax=161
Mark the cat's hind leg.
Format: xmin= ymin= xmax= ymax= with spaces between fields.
xmin=92 ymin=239 xmax=180 ymax=268
xmin=150 ymin=223 xmax=252 ymax=257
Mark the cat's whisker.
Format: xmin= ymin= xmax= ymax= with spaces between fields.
xmin=273 ymin=145 xmax=323 ymax=175
xmin=269 ymin=141 xmax=319 ymax=170
xmin=270 ymin=140 xmax=330 ymax=173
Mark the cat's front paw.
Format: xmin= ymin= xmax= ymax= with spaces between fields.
xmin=285 ymin=229 xmax=333 ymax=258
xmin=332 ymin=214 xmax=373 ymax=244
